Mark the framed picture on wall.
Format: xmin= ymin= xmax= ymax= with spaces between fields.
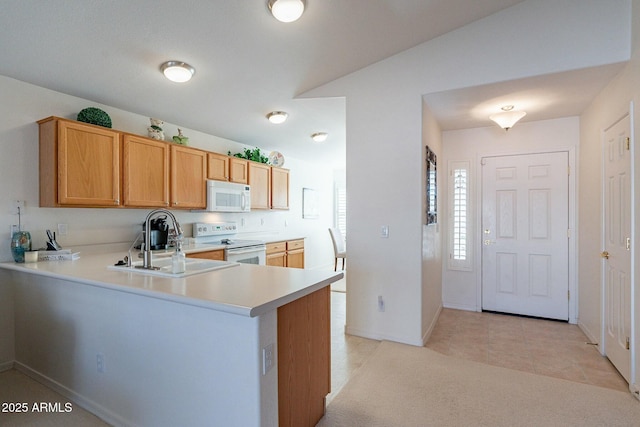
xmin=303 ymin=187 xmax=319 ymax=219
xmin=426 ymin=146 xmax=437 ymax=225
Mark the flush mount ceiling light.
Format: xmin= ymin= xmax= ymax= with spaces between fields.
xmin=489 ymin=105 xmax=526 ymax=131
xmin=160 ymin=61 xmax=195 ymax=83
xmin=266 ymin=111 xmax=288 ymax=124
xmin=268 ymin=0 xmax=305 ymax=23
xmin=311 ymin=132 xmax=328 ymax=142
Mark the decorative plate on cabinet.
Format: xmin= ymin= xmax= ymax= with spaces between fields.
xmin=268 ymin=151 xmax=285 ymax=167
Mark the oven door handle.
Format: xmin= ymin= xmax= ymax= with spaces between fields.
xmin=226 ymin=247 xmax=265 ymax=255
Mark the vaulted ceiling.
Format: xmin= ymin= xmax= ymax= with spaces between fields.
xmin=2 ymin=1 xmax=622 ymax=168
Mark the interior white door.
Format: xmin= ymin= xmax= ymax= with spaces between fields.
xmin=482 ymin=152 xmax=569 ymax=320
xmin=603 ymin=115 xmax=631 ymax=383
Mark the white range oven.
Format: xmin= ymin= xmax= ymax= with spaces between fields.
xmin=193 ymin=222 xmax=266 ymax=265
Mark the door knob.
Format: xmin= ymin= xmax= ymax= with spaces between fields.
xmin=601 ymin=251 xmax=610 ymax=259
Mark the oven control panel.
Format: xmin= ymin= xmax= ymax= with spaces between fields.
xmin=193 ymin=222 xmax=237 ymax=238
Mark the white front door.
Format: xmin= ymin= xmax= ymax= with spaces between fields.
xmin=603 ymin=114 xmax=632 ymax=382
xmin=482 ymin=152 xmax=569 ymax=320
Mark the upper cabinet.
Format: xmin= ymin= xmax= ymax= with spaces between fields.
xmin=207 ymin=152 xmax=229 ymax=181
xmin=248 ymin=162 xmax=271 ymax=210
xmin=38 ymin=117 xmax=290 ymax=212
xmin=229 ymin=157 xmax=249 ymax=184
xmin=123 ymin=134 xmax=170 ymax=207
xmin=271 ymin=167 xmax=289 ymax=210
xmin=39 ymin=117 xmax=121 ymax=207
xmin=171 ymin=145 xmax=207 ymax=209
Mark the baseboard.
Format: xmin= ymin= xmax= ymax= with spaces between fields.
xmin=13 ymin=362 xmax=132 ymax=427
xmin=422 ymin=304 xmax=443 ymax=346
xmin=0 ymin=360 xmax=14 ymax=372
xmin=345 ymin=326 xmax=424 ymax=347
xmin=442 ymin=302 xmax=478 ymax=312
xmin=577 ymin=320 xmax=600 ymax=348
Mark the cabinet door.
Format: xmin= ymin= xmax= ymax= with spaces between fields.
xmin=208 ymin=152 xmax=229 ymax=181
xmin=171 ymin=145 xmax=207 ymax=209
xmin=123 ymin=135 xmax=170 ymax=207
xmin=229 ymin=158 xmax=248 ymax=184
xmin=267 ymin=252 xmax=286 ymax=267
xmin=278 ymin=286 xmax=330 ymax=426
xmin=271 ymin=167 xmax=289 ymax=210
xmin=248 ymin=162 xmax=271 ymax=209
xmin=57 ymin=119 xmax=121 ymax=206
xmin=286 ymin=249 xmax=304 ymax=269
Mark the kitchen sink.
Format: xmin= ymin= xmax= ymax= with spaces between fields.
xmin=108 ymin=257 xmax=239 ymax=278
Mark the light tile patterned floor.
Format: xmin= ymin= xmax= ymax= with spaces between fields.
xmin=425 ymin=308 xmax=629 ymax=392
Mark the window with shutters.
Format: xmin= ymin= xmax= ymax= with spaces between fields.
xmin=449 ymin=161 xmax=471 ymax=270
xmin=334 ymin=185 xmax=347 ymax=237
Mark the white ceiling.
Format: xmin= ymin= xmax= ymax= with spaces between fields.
xmin=1 ymin=0 xmax=622 ymax=168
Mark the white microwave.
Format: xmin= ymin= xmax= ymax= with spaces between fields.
xmin=206 ymin=180 xmax=251 ymax=212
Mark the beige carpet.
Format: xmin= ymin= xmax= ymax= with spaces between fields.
xmin=317 ymin=341 xmax=640 ymax=427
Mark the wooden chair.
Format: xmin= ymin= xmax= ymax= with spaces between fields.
xmin=328 ymin=228 xmax=346 ymax=271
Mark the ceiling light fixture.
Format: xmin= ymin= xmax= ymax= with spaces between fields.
xmin=311 ymin=132 xmax=328 ymax=143
xmin=268 ymin=0 xmax=305 ymax=23
xmin=267 ymin=111 xmax=288 ymax=124
xmin=489 ymin=105 xmax=526 ymax=131
xmin=160 ymin=61 xmax=195 ymax=83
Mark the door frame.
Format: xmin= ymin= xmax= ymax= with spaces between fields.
xmin=600 ymin=107 xmax=636 ymax=387
xmin=474 ymin=147 xmax=577 ymax=324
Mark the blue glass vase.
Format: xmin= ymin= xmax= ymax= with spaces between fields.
xmin=11 ymin=231 xmax=31 ymax=263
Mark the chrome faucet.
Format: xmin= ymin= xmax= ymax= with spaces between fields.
xmin=141 ymin=209 xmax=184 ymax=269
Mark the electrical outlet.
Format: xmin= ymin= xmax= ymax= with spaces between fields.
xmin=96 ymin=353 xmax=105 ymax=373
xmin=262 ymin=344 xmax=274 ymax=375
xmin=381 ymin=225 xmax=389 ymax=238
xmin=57 ymin=223 xmax=68 ymax=235
xmin=378 ymin=295 xmax=385 ymax=312
xmin=10 ymin=225 xmax=19 ymax=235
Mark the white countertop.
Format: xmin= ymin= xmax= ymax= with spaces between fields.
xmin=0 ymin=251 xmax=342 ymax=318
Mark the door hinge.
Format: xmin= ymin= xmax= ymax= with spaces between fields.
xmin=567 ymin=229 xmax=571 ymax=238
xmin=626 ymin=337 xmax=630 ymax=350
xmin=568 ymin=290 xmax=570 ymax=300
xmin=626 ymin=137 xmax=631 ymax=151
xmin=568 ymin=166 xmax=571 ymax=176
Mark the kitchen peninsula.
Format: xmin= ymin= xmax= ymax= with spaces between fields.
xmin=0 ymin=251 xmax=342 ymax=427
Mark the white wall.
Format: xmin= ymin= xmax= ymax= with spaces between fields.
xmin=422 ymin=103 xmax=443 ymax=341
xmin=11 ymin=270 xmax=277 ymax=426
xmin=0 ymin=75 xmax=336 ymax=368
xmin=0 ymin=75 xmax=335 ymax=265
xmin=440 ymin=117 xmax=579 ymax=315
xmin=304 ymin=0 xmax=630 ymax=346
xmin=577 ymin=0 xmax=640 ymax=389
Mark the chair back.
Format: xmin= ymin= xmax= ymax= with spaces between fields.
xmin=329 ymin=227 xmax=345 ymax=254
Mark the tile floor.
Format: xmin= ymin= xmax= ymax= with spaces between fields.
xmin=425 ymin=307 xmax=629 ymax=392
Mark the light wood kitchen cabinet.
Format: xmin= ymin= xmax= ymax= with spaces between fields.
xmin=286 ymin=239 xmax=305 ymax=269
xmin=271 ymin=167 xmax=290 ymax=210
xmin=39 ymin=116 xmax=121 ymax=207
xmin=187 ymin=249 xmax=224 ymax=261
xmin=122 ymin=134 xmax=170 ymax=207
xmin=278 ymin=286 xmax=330 ymax=427
xmin=170 ymin=145 xmax=207 ymax=209
xmin=207 ymin=152 xmax=229 ymax=181
xmin=229 ymin=157 xmax=248 ymax=184
xmin=249 ymin=161 xmax=271 ymax=209
xmin=266 ymin=241 xmax=287 ymax=267
xmin=266 ymin=239 xmax=304 ymax=268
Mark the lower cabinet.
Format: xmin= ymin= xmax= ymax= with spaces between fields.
xmin=186 ymin=249 xmax=224 ymax=261
xmin=278 ymin=286 xmax=330 ymax=427
xmin=266 ymin=239 xmax=304 ymax=268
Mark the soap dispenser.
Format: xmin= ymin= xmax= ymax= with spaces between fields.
xmin=171 ymin=240 xmax=186 ymax=274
